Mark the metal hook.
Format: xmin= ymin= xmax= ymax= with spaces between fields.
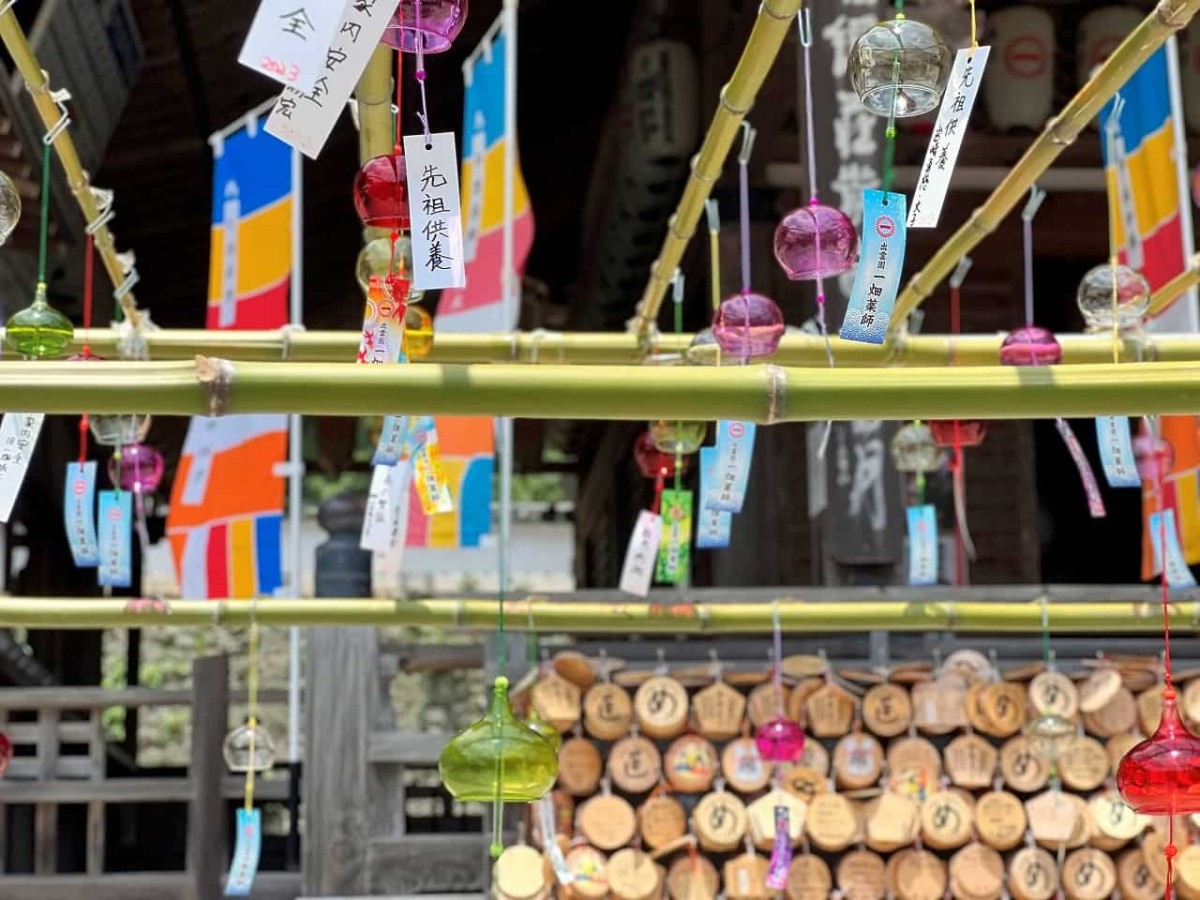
xmin=85 ymin=208 xmax=115 ymax=235
xmin=797 ymin=7 xmax=812 ymax=47
xmin=705 ymin=198 xmax=720 ymax=234
xmin=1104 ymin=94 xmax=1126 ymax=135
xmin=113 ymin=270 xmax=140 ymax=301
xmin=949 ymin=256 xmax=973 ymax=290
xmin=1021 ymin=185 xmax=1046 ymax=222
xmin=0 ymin=1 xmax=16 ymax=16
xmin=737 ymin=122 xmax=757 ymax=165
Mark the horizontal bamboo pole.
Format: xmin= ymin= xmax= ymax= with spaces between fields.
xmin=4 ymin=359 xmax=1200 ymax=421
xmin=887 ymin=0 xmax=1200 ymax=334
xmin=1146 ymin=253 xmax=1200 ymax=319
xmin=627 ymin=0 xmax=803 ymax=336
xmin=34 ymin=328 xmax=1200 ymax=366
xmin=0 ymin=597 xmax=1192 ymax=633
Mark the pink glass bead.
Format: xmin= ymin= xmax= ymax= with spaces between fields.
xmin=713 ymin=292 xmax=786 ymax=360
xmin=998 ymin=325 xmax=1062 ymax=367
xmin=773 ymin=204 xmax=859 ymax=281
xmin=382 ymin=0 xmax=468 ymax=53
xmin=0 ymin=731 xmax=10 ymax=777
xmin=929 ymin=420 xmax=987 ymax=448
xmin=633 ymin=432 xmax=688 ymax=480
xmin=108 ymin=443 xmax=165 ymax=494
xmin=354 ymin=153 xmax=410 ymax=230
xmin=1117 ymin=688 xmax=1200 ymax=815
xmin=754 ymin=717 xmax=805 ymax=763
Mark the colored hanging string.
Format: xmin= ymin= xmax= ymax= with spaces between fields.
xmin=414 ymin=0 xmax=434 ymax=149
xmin=948 ymin=257 xmax=976 ymax=579
xmin=1104 ymin=96 xmax=1126 ymax=365
xmin=672 ymin=274 xmax=684 ymax=492
xmin=797 ymin=8 xmax=833 ymax=367
xmin=37 ymin=141 xmax=50 ymax=288
xmin=881 ymin=55 xmax=900 ymax=194
xmin=1146 ymin=415 xmax=1175 ymax=690
xmin=737 ymin=124 xmax=755 ymax=300
xmin=394 ymin=45 xmax=404 ymax=149
xmin=705 ymin=200 xmax=723 ymax=367
xmin=967 ymin=0 xmax=978 ymax=57
xmin=244 ymin=612 xmax=260 ymax=813
xmin=771 ymin=601 xmax=785 ymax=719
xmin=1021 ymin=187 xmax=1046 ymax=328
xmin=78 ymin=234 xmax=95 ymax=463
xmin=914 ymin=421 xmax=926 ymax=506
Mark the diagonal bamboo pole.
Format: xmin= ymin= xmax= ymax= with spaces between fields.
xmin=886 ymin=0 xmax=1200 ymax=335
xmin=1147 ymin=253 xmax=1200 ymax=319
xmin=0 ymin=596 xmax=1189 ymax=633
xmin=5 ymin=358 xmax=1200 ymax=421
xmin=627 ymin=0 xmax=803 ymax=337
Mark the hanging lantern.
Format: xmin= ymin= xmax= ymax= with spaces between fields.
xmin=381 ymin=0 xmax=469 ymax=54
xmin=634 ymin=432 xmax=688 ymax=480
xmin=357 ymin=236 xmax=425 ymax=305
xmin=648 ymin=420 xmax=707 ymax=456
xmin=984 ymin=7 xmax=1055 ymax=132
xmin=1117 ymin=687 xmax=1200 ymax=815
xmin=404 ymin=305 xmax=435 ymax=359
xmin=6 ymin=282 xmax=74 ymax=359
xmin=108 ymin=443 xmax=165 ymax=494
xmin=754 ymin=717 xmax=805 ymax=763
xmin=354 ymin=153 xmax=411 ymax=230
xmin=712 ymin=292 xmax=786 ymax=360
xmin=0 ymin=171 xmax=21 ymax=246
xmin=773 ymin=204 xmax=859 ymax=281
xmin=1134 ymin=433 xmax=1174 ymax=482
xmin=0 ymin=730 xmax=10 ymax=777
xmin=998 ymin=325 xmax=1062 ymax=367
xmin=929 ymin=420 xmax=987 ymax=448
xmin=685 ymin=327 xmax=721 ymax=366
xmin=890 ymin=422 xmax=940 ymax=474
xmin=1025 ymin=713 xmax=1075 ymax=763
xmin=222 ymin=721 xmax=277 ymax=773
xmin=1075 ymin=263 xmax=1150 ymax=333
xmin=849 ymin=19 xmax=953 ymax=118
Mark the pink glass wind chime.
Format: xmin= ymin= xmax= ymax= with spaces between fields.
xmin=758 ymin=601 xmax=803 ymax=890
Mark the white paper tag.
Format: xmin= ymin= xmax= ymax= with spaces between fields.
xmin=1095 ymin=416 xmax=1141 ymax=488
xmin=1150 ymin=508 xmax=1198 ymax=588
xmin=907 ymin=46 xmax=990 ymax=229
xmin=264 ymin=0 xmax=402 ymax=159
xmin=0 ymin=413 xmax=44 ymax=523
xmin=388 ymin=459 xmax=413 ymax=549
xmin=619 ymin=510 xmax=663 ymax=597
xmin=360 ymin=465 xmax=396 ymax=553
xmin=538 ymin=795 xmax=573 ymax=885
xmin=64 ymin=462 xmax=100 ymax=567
xmin=404 ymin=132 xmax=467 ymax=291
xmin=237 ymin=0 xmax=344 ymax=93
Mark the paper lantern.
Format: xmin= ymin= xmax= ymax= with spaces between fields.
xmin=1076 ymin=264 xmax=1150 ymax=332
xmin=998 ymin=325 xmax=1061 ymax=367
xmin=648 ymin=420 xmax=707 ymax=456
xmin=0 ymin=171 xmax=21 ymax=246
xmin=634 ymin=432 xmax=688 ymax=480
xmin=1118 ymin=687 xmax=1200 ymax=815
xmin=984 ymin=7 xmax=1055 ymax=131
xmin=849 ymin=19 xmax=952 ymax=118
xmin=6 ymin=283 xmax=73 ymax=359
xmin=773 ymin=203 xmax=859 ymax=280
xmin=222 ymin=722 xmax=276 ymax=773
xmin=891 ymin=422 xmax=940 ymax=474
xmin=929 ymin=420 xmax=987 ymax=448
xmin=357 ymin=236 xmax=424 ymax=305
xmin=354 ymin=152 xmax=410 ymax=230
xmin=754 ymin=717 xmax=805 ymax=763
xmin=404 ymin=305 xmax=434 ymax=359
xmin=108 ymin=443 xmax=165 ymax=494
xmin=713 ymin=292 xmax=785 ymax=360
xmin=381 ymin=0 xmax=468 ymax=54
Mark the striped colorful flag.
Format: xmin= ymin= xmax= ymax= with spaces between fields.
xmin=167 ymin=115 xmax=292 ymax=598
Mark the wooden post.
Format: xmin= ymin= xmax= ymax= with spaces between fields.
xmin=187 ymin=655 xmax=229 ymax=900
xmin=34 ymin=709 xmax=59 ymax=874
xmin=86 ymin=708 xmax=106 ymax=875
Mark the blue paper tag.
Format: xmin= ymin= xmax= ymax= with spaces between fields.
xmin=840 ymin=189 xmax=908 ymax=344
xmin=224 ymin=807 xmax=262 ymax=897
xmin=906 ymin=504 xmax=939 ymax=586
xmin=64 ymin=462 xmax=100 ymax=567
xmin=697 ymin=447 xmax=731 ymax=549
xmin=1095 ymin=416 xmax=1140 ymax=488
xmin=706 ymin=421 xmax=756 ymax=513
xmin=1149 ymin=508 xmax=1197 ymax=588
xmin=373 ymin=415 xmax=411 ymax=466
xmin=98 ymin=491 xmax=132 ymax=588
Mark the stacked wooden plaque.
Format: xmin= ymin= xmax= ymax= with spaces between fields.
xmin=488 ymin=650 xmax=1192 ymax=900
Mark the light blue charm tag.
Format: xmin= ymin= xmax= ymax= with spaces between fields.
xmin=64 ymin=462 xmax=100 ymax=567
xmin=1149 ymin=509 xmax=1197 ymax=588
xmin=373 ymin=416 xmax=411 ymax=466
xmin=697 ymin=447 xmax=731 ymax=549
xmin=224 ymin=807 xmax=262 ymax=896
xmin=906 ymin=504 xmax=939 ymax=586
xmin=840 ymin=189 xmax=907 ymax=344
xmin=706 ymin=421 xmax=755 ymax=513
xmin=98 ymin=490 xmax=132 ymax=588
xmin=1095 ymin=416 xmax=1140 ymax=488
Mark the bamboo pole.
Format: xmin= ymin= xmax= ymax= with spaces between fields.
xmin=886 ymin=0 xmax=1200 ymax=335
xmin=6 ymin=358 xmax=1200 ymax=421
xmin=627 ymin=0 xmax=803 ymax=337
xmin=0 ymin=10 xmax=146 ymax=330
xmin=1147 ymin=253 xmax=1200 ymax=319
xmin=38 ymin=327 xmax=1200 ymax=366
xmin=0 ymin=596 xmax=1190 ymax=633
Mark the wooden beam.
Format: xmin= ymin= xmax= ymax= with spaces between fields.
xmin=186 ymin=656 xmax=227 ymax=900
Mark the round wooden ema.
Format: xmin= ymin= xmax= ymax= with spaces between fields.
xmin=663 ymin=735 xmax=718 ymax=794
xmin=944 ymin=649 xmax=993 ymax=684
xmin=634 ymin=676 xmax=689 ymax=740
xmin=1142 ymin=829 xmax=1170 ymax=887
xmin=638 ymin=793 xmax=687 ymax=851
xmin=886 ymin=736 xmax=942 ymax=798
xmin=583 ymin=682 xmax=633 ymax=741
xmin=973 ymin=790 xmax=1026 ymax=851
xmin=1079 ymin=667 xmax=1122 ymax=714
xmin=1090 ymin=789 xmax=1144 ymax=845
xmin=920 ymin=790 xmax=974 ymax=851
xmin=1025 ymin=789 xmax=1085 ymax=849
xmin=864 ymin=791 xmax=920 ymax=852
xmin=836 ymin=848 xmax=886 ymax=900
xmin=721 ymin=737 xmax=772 ymax=794
xmin=863 ymin=682 xmax=912 ymax=738
xmin=785 ymin=854 xmax=832 ymax=900
xmin=944 ymin=733 xmax=998 ymax=790
xmin=803 ymin=792 xmax=857 ymax=853
xmin=746 ymin=682 xmax=789 ymax=728
xmin=911 ymin=680 xmax=966 ymax=735
xmin=577 ymin=793 xmax=637 ymax=851
xmin=747 ymin=789 xmax=807 ymax=851
xmin=1175 ymin=844 xmax=1200 ymax=900
xmin=948 ymin=843 xmax=1005 ymax=900
xmin=558 ymin=737 xmax=603 ymax=796
xmin=1029 ymin=670 xmax=1079 ymax=720
xmin=964 ymin=684 xmax=993 ymax=735
xmin=665 ymin=853 xmax=719 ymax=900
xmin=779 ymin=766 xmax=828 ymax=805
xmin=554 ymin=651 xmax=597 ymax=690
xmin=999 ymin=735 xmax=1050 ymax=794
xmin=531 ymin=789 xmax=575 ymax=849
xmin=1008 ymin=846 xmax=1059 ymax=900
xmin=1117 ymin=846 xmax=1164 ymax=900
xmin=786 ymin=677 xmax=823 ymax=727
xmin=1105 ymin=732 xmax=1141 ymax=779
xmin=608 ymin=734 xmax=662 ymax=795
xmin=1137 ymin=684 xmax=1166 ymax=737
xmin=782 ymin=654 xmax=827 ymax=679
xmin=494 ymin=844 xmax=548 ymax=900
xmin=723 ymin=853 xmax=769 ymax=900
xmin=692 ymin=790 xmax=748 ymax=853
xmin=888 ymin=849 xmax=947 ymax=900
xmin=1082 ymin=686 xmax=1137 ymax=738
xmin=607 ymin=848 xmax=660 ymax=900
xmin=833 ymin=731 xmax=884 ymax=790
xmin=805 ymin=683 xmax=855 ymax=738
xmin=798 ymin=735 xmax=830 ymax=776
xmin=565 ymin=845 xmax=608 ymax=900
xmin=1058 ymin=735 xmax=1110 ymax=792
xmin=532 ymin=673 xmax=582 ymax=733
xmin=691 ymin=681 xmax=745 ymax=740
xmin=980 ymin=682 xmax=1027 ymax=738
xmin=1060 ymin=847 xmax=1116 ymax=900
xmin=1184 ymin=677 xmax=1200 ymax=726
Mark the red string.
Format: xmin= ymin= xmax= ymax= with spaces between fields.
xmin=394 ymin=50 xmax=404 ymax=152
xmin=651 ymin=470 xmax=665 ymax=516
xmin=1152 ymin=442 xmax=1174 ymax=689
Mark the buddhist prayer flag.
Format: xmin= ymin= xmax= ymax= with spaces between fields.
xmin=167 ymin=114 xmax=291 ymax=598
